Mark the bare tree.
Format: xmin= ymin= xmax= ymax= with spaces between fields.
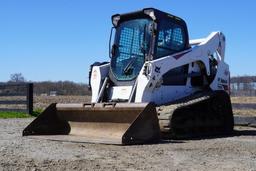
xmin=9 ymin=73 xmax=26 ymax=82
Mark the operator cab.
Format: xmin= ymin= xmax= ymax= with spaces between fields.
xmin=109 ymin=8 xmax=190 ymax=85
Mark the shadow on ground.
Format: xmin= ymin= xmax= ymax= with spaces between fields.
xmin=158 ymin=127 xmax=256 ymax=144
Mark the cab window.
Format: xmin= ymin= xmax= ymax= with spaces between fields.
xmin=156 ymin=21 xmax=186 ymax=58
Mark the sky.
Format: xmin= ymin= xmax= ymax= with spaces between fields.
xmin=0 ymin=0 xmax=256 ymax=83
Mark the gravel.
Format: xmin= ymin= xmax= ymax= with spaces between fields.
xmin=0 ymin=118 xmax=256 ymax=171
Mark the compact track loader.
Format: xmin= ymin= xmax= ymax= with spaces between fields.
xmin=23 ymin=8 xmax=234 ymax=145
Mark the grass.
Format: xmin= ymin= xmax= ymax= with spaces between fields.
xmin=0 ymin=108 xmax=43 ymax=118
xmin=0 ymin=111 xmax=31 ymax=119
xmin=31 ymin=108 xmax=43 ymax=117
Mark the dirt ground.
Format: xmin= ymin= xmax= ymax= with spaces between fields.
xmin=0 ymin=118 xmax=256 ymax=171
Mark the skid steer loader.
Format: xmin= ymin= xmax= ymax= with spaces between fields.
xmin=23 ymin=8 xmax=234 ymax=145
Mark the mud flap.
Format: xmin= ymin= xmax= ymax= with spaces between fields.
xmin=23 ymin=103 xmax=160 ymax=145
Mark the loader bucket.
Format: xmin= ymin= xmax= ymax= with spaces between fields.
xmin=23 ymin=103 xmax=160 ymax=145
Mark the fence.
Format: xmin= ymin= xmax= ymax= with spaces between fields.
xmin=0 ymin=83 xmax=33 ymax=114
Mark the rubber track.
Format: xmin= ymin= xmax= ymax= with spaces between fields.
xmin=157 ymin=90 xmax=234 ymax=139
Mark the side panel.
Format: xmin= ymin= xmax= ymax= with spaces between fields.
xmin=109 ymin=86 xmax=133 ymax=101
xmin=90 ymin=64 xmax=110 ymax=103
xmin=135 ymin=64 xmax=153 ymax=103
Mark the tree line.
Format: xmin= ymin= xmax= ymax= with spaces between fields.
xmin=1 ymin=73 xmax=90 ymax=96
xmin=0 ymin=81 xmax=90 ymax=96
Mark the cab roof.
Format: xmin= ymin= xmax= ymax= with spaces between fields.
xmin=111 ymin=8 xmax=187 ymax=28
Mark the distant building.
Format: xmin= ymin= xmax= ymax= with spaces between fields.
xmin=49 ymin=91 xmax=57 ymax=96
xmin=231 ymin=82 xmax=256 ymax=91
xmin=230 ymin=76 xmax=256 ymax=96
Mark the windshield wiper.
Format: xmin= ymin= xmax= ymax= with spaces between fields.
xmin=123 ymin=57 xmax=136 ymax=75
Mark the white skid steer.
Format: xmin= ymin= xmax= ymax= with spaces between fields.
xmin=23 ymin=8 xmax=234 ymax=145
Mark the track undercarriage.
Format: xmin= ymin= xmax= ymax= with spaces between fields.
xmin=158 ymin=90 xmax=234 ymax=139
